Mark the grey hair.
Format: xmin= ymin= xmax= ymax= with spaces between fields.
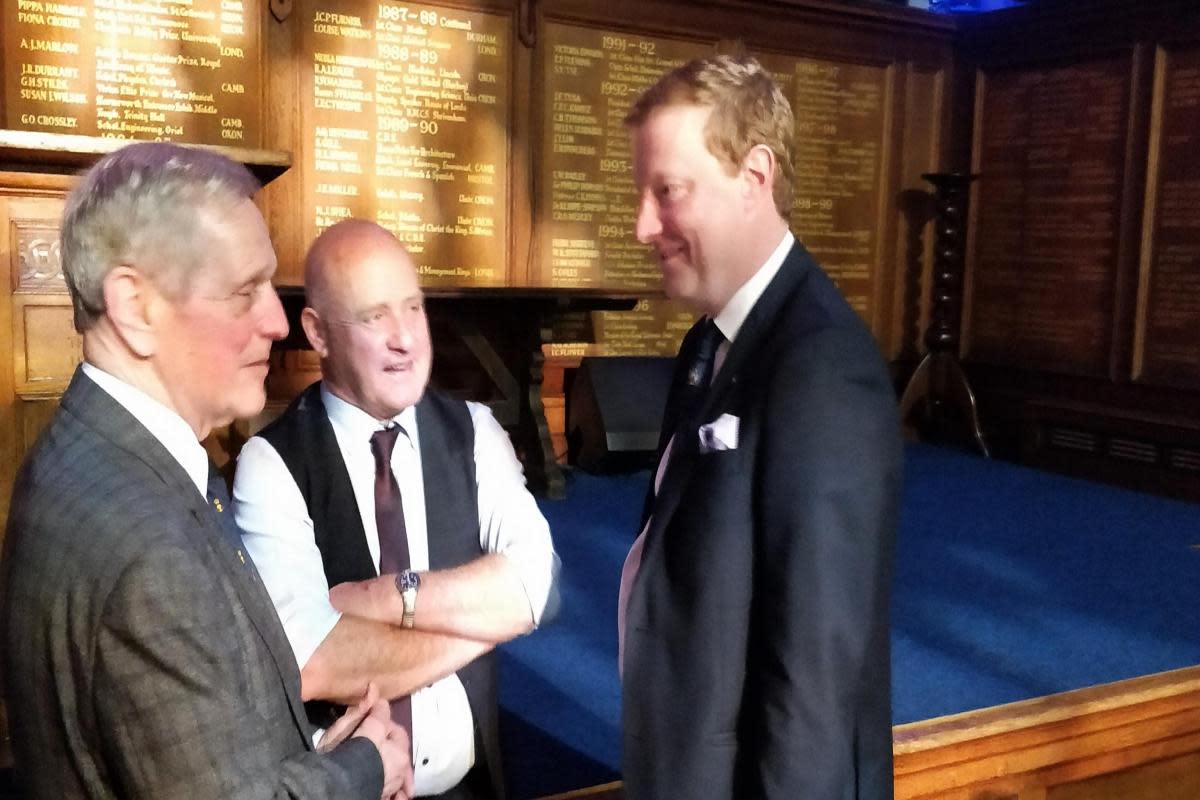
xmin=61 ymin=142 xmax=260 ymax=332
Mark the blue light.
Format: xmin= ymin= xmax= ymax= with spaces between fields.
xmin=930 ymin=0 xmax=1024 ymax=12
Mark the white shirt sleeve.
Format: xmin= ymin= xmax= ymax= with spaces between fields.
xmin=468 ymin=402 xmax=561 ymax=626
xmin=232 ymin=435 xmax=343 ymax=668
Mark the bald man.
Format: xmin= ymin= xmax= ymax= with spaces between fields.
xmin=233 ymin=219 xmax=560 ymax=800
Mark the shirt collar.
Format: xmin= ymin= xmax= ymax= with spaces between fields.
xmin=320 ymin=384 xmax=418 ymax=446
xmin=81 ymin=362 xmax=210 ymax=497
xmin=712 ymin=230 xmax=794 ymax=344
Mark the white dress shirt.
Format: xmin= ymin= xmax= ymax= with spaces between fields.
xmin=81 ymin=362 xmax=210 ymax=498
xmin=617 ymin=230 xmax=795 ymax=671
xmin=233 ymin=386 xmax=558 ymax=796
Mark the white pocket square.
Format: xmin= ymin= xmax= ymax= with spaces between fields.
xmin=698 ymin=413 xmax=740 ymax=453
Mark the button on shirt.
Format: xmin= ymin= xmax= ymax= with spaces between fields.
xmin=234 ymin=387 xmax=559 ymax=796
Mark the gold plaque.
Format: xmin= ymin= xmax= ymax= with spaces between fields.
xmin=760 ymin=52 xmax=889 ymax=327
xmin=299 ymin=0 xmax=512 ymax=287
xmin=3 ymin=0 xmax=262 ymax=144
xmin=537 ymin=22 xmax=712 ymax=290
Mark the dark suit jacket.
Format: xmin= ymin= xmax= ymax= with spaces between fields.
xmin=622 ymin=241 xmax=902 ymax=799
xmin=0 ymin=369 xmax=382 ymax=799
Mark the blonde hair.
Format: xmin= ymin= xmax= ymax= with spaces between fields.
xmin=625 ymin=54 xmax=795 ymax=219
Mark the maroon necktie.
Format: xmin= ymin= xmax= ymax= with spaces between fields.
xmin=369 ymin=426 xmax=413 ymax=749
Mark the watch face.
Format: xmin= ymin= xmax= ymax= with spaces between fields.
xmin=399 ymin=570 xmax=421 ymax=591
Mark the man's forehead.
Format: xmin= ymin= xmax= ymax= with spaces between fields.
xmin=331 ymin=250 xmax=419 ymax=306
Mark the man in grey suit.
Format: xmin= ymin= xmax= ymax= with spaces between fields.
xmin=618 ymin=56 xmax=902 ymax=798
xmin=0 ymin=142 xmax=412 ymax=799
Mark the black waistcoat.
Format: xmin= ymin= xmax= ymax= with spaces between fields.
xmin=258 ymin=382 xmax=504 ymax=799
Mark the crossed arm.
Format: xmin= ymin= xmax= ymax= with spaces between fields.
xmin=233 ymin=406 xmax=558 ymax=705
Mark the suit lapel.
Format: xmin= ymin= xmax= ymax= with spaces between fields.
xmin=62 ymin=369 xmax=315 ymax=741
xmin=645 ymin=243 xmax=814 ymax=543
xmin=705 ymin=243 xmax=812 ymax=415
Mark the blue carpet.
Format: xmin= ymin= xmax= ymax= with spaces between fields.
xmin=498 ymin=444 xmax=1200 ymax=798
xmin=893 ymin=444 xmax=1200 ymax=722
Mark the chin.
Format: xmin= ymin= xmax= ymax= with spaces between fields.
xmin=231 ymin=390 xmax=268 ymax=420
xmin=387 ymin=391 xmax=424 ymax=414
xmin=662 ymin=281 xmax=700 ymax=311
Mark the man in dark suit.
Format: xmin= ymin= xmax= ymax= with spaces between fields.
xmin=617 ymin=55 xmax=902 ymax=799
xmin=0 ymin=142 xmax=411 ymax=799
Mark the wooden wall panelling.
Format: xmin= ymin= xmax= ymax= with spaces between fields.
xmin=947 ymin=2 xmax=1200 ymax=495
xmin=1132 ymin=43 xmax=1200 ymax=390
xmin=3 ymin=0 xmax=264 ymax=143
xmin=963 ymin=52 xmax=1136 ymax=378
xmin=508 ymin=0 xmax=534 ymax=287
xmin=0 ymin=184 xmax=70 ymax=769
xmin=874 ymin=62 xmax=901 ymax=357
xmin=0 ymin=197 xmax=20 ymax=550
xmin=265 ymin=0 xmax=520 ymax=289
xmin=12 ymin=297 xmax=78 ymax=397
xmin=891 ymin=63 xmax=947 ymax=364
xmin=0 ymin=191 xmax=69 ymax=530
xmin=262 ymin=0 xmax=306 ymax=284
xmin=1048 ymin=751 xmax=1200 ymax=800
xmin=756 ymin=48 xmax=898 ymax=346
xmin=1106 ymin=41 xmax=1153 ymax=384
xmin=532 ymin=17 xmax=715 ymax=291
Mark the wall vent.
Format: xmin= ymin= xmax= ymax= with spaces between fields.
xmin=1047 ymin=427 xmax=1098 ymax=453
xmin=1108 ymin=438 xmax=1159 ymax=464
xmin=1170 ymin=448 xmax=1200 ymax=472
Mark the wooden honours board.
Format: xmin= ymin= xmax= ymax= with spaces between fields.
xmin=1137 ymin=46 xmax=1200 ymax=388
xmin=536 ymin=27 xmax=889 ymax=326
xmin=538 ymin=22 xmax=712 ymax=289
xmin=545 ymin=298 xmax=696 ymax=359
xmin=761 ymin=52 xmax=889 ymax=324
xmin=301 ymin=0 xmax=511 ymax=286
xmin=969 ymin=57 xmax=1131 ymax=376
xmin=3 ymin=0 xmax=261 ymax=144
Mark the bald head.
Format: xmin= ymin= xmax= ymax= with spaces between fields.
xmin=304 ymin=219 xmax=417 ymax=318
xmin=300 ymin=218 xmax=432 ymax=419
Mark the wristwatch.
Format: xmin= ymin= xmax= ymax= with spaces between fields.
xmin=395 ymin=569 xmax=421 ymax=629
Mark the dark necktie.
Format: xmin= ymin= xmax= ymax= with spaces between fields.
xmin=680 ymin=318 xmax=723 ymax=428
xmin=369 ymin=426 xmax=413 ymax=749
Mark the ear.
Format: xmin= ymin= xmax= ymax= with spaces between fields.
xmin=102 ymin=265 xmax=158 ymax=358
xmin=300 ymin=306 xmax=330 ymax=358
xmin=741 ymin=144 xmax=776 ymax=206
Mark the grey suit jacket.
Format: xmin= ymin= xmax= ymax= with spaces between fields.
xmin=623 ymin=242 xmax=902 ymax=799
xmin=0 ymin=368 xmax=383 ymax=799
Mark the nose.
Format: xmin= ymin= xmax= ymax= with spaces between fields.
xmin=384 ymin=310 xmax=419 ymax=351
xmin=634 ymin=194 xmax=662 ymax=244
xmin=259 ymin=286 xmax=289 ymax=342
